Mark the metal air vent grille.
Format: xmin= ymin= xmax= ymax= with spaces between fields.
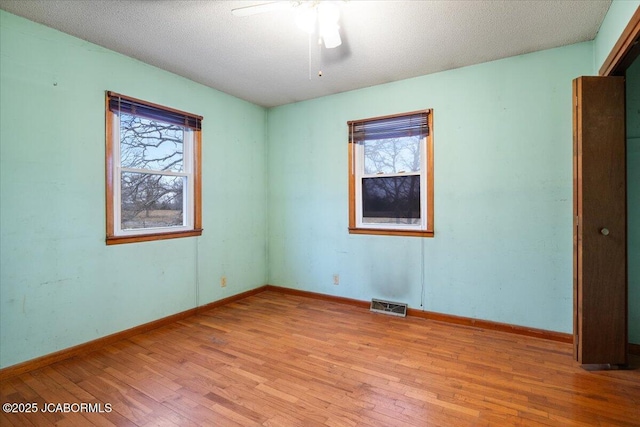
xmin=370 ymin=299 xmax=407 ymax=317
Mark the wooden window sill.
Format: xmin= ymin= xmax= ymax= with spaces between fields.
xmin=348 ymin=227 xmax=433 ymax=238
xmin=106 ymin=229 xmax=203 ymax=245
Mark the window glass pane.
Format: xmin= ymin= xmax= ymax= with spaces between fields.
xmin=362 ymin=175 xmax=420 ymax=225
xmin=120 ymin=114 xmax=184 ymax=172
xmin=121 ymin=172 xmax=185 ymax=230
xmin=364 ymin=136 xmax=421 ymax=175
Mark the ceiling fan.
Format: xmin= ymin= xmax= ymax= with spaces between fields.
xmin=231 ymin=1 xmax=343 ymax=49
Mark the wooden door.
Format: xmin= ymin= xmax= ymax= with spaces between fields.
xmin=573 ymin=76 xmax=627 ymax=365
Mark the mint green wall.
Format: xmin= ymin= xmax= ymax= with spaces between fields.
xmin=3 ymin=3 xmax=635 ymax=369
xmin=267 ymin=42 xmax=594 ymax=333
xmin=594 ymin=0 xmax=639 ymax=71
xmin=627 ymin=58 xmax=640 ymax=345
xmin=0 ymin=11 xmax=267 ymax=368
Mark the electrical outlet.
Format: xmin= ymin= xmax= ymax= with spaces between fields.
xmin=333 ymin=274 xmax=340 ymax=285
xmin=220 ymin=276 xmax=227 ymax=288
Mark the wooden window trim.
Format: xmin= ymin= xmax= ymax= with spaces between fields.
xmin=348 ymin=110 xmax=434 ymax=237
xmin=106 ymin=229 xmax=203 ymax=245
xmin=105 ymin=92 xmax=203 ymax=245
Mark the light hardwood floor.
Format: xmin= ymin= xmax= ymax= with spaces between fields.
xmin=2 ymin=290 xmax=639 ymax=426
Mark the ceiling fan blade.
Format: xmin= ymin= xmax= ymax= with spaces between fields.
xmin=231 ymin=1 xmax=293 ymax=17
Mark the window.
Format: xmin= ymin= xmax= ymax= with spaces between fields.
xmin=348 ymin=110 xmax=433 ymax=237
xmin=105 ymin=91 xmax=203 ymax=244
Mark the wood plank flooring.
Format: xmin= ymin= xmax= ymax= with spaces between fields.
xmin=2 ymin=290 xmax=639 ymax=426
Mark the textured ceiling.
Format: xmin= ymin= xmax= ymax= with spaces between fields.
xmin=0 ymin=0 xmax=611 ymax=107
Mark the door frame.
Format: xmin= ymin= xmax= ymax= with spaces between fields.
xmin=597 ymin=7 xmax=640 ymax=356
xmin=600 ymin=8 xmax=640 ymax=77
